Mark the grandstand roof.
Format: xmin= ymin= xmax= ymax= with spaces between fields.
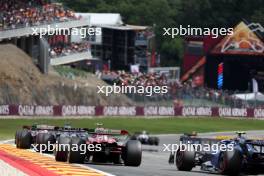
xmin=76 ymin=13 xmax=123 ymax=26
xmin=0 ymin=20 xmax=88 ymax=40
xmin=101 ymin=24 xmax=148 ymax=31
xmin=75 ymin=13 xmax=148 ymax=31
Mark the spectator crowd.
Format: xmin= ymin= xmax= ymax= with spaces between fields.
xmin=101 ymin=71 xmax=168 ymax=87
xmin=0 ymin=0 xmax=78 ymax=30
xmin=49 ymin=41 xmax=90 ymax=58
xmin=98 ymin=70 xmax=258 ymax=108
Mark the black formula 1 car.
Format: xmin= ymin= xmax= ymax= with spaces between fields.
xmin=131 ymin=131 xmax=159 ymax=146
xmin=55 ymin=127 xmax=142 ymax=166
xmin=15 ymin=124 xmax=89 ymax=153
xmin=169 ymin=132 xmax=264 ymax=175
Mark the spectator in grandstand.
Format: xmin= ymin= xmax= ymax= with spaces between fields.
xmin=100 ymin=70 xmax=169 ymax=96
xmin=99 ymin=70 xmax=253 ymax=108
xmin=0 ymin=0 xmax=77 ymax=30
xmin=49 ymin=42 xmax=90 ymax=58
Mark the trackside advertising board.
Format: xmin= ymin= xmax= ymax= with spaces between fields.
xmin=0 ymin=105 xmax=263 ymax=118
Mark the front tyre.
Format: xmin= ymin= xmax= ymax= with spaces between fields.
xmin=55 ymin=136 xmax=71 ymax=162
xmin=154 ymin=137 xmax=159 ymax=146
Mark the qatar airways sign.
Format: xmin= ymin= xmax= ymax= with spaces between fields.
xmin=1 ymin=105 xmax=264 ymax=118
xmin=103 ymin=106 xmax=136 ymax=116
xmin=18 ymin=105 xmax=53 ymax=116
xmin=144 ymin=106 xmax=174 ymax=116
xmin=62 ymin=106 xmax=95 ymax=116
xmin=35 ymin=106 xmax=53 ymax=116
xmin=182 ymin=107 xmax=212 ymax=116
xmin=254 ymin=109 xmax=264 ymax=118
xmin=0 ymin=105 xmax=9 ymax=115
xmin=218 ymin=108 xmax=247 ymax=117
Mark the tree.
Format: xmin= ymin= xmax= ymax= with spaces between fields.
xmin=60 ymin=0 xmax=264 ymax=67
xmin=251 ymin=8 xmax=264 ymax=25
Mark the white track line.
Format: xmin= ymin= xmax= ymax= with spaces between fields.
xmin=0 ymin=140 xmax=115 ymax=176
xmin=0 ymin=139 xmax=14 ymax=144
xmin=0 ymin=159 xmax=28 ymax=176
xmin=76 ymin=164 xmax=116 ymax=176
xmin=30 ymin=149 xmax=115 ymax=176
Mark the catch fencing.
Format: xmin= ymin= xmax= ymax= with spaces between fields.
xmin=126 ymin=87 xmax=264 ymax=108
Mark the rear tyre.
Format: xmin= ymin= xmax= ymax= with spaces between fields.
xmin=176 ymin=149 xmax=195 ymax=171
xmin=154 ymin=137 xmax=159 ymax=146
xmin=15 ymin=130 xmax=23 ymax=148
xmin=148 ymin=137 xmax=154 ymax=145
xmin=55 ymin=136 xmax=71 ymax=162
xmin=15 ymin=131 xmax=18 ymax=145
xmin=41 ymin=133 xmax=56 ymax=153
xmin=19 ymin=130 xmax=32 ymax=149
xmin=68 ymin=137 xmax=86 ymax=163
xmin=123 ymin=140 xmax=142 ymax=166
xmin=219 ymin=150 xmax=242 ymax=176
xmin=35 ymin=133 xmax=45 ymax=152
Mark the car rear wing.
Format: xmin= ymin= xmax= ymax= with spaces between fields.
xmin=56 ymin=127 xmax=92 ymax=132
xmin=22 ymin=125 xmax=92 ymax=132
xmin=180 ymin=136 xmax=222 ymax=145
xmin=91 ymin=129 xmax=129 ymax=135
xmin=22 ymin=125 xmax=57 ymax=130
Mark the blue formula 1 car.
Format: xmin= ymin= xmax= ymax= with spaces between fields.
xmin=169 ymin=132 xmax=264 ymax=175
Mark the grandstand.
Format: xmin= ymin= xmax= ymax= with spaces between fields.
xmin=75 ymin=13 xmax=156 ymax=72
xmin=1 ymin=1 xmax=263 ymax=109
xmin=0 ymin=2 xmax=155 ymax=74
xmin=0 ymin=0 xmax=92 ymax=73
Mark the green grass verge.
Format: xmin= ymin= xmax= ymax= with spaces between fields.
xmin=54 ymin=65 xmax=89 ymax=78
xmin=0 ymin=117 xmax=264 ymax=140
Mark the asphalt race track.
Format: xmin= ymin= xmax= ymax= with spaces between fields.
xmin=87 ymin=131 xmax=264 ymax=176
xmin=2 ymin=131 xmax=264 ymax=176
